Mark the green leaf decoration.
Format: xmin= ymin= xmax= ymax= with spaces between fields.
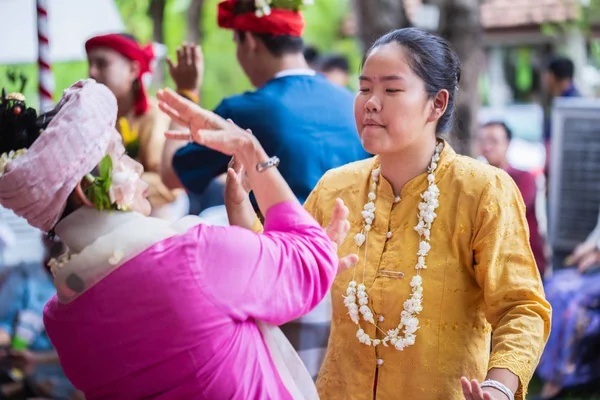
xmin=85 ymin=155 xmax=117 ymax=212
xmin=268 ymin=0 xmax=312 ymax=12
xmin=99 ymin=155 xmax=112 ymax=181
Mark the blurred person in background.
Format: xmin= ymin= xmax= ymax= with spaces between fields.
xmin=318 ymin=54 xmax=351 ymax=88
xmin=536 ymin=205 xmax=600 ymax=400
xmin=303 ymin=45 xmax=320 ymax=69
xmin=0 ymin=236 xmax=77 ymax=400
xmin=86 ymin=33 xmax=188 ymax=221
xmin=544 ymin=57 xmax=581 ymax=100
xmin=478 ymin=121 xmax=547 ymax=277
xmin=543 ymin=56 xmax=581 ymax=200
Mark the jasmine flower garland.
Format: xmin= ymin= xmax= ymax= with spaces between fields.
xmin=344 ymin=142 xmax=443 ymax=351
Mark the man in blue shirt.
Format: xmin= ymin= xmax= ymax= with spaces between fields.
xmin=543 ymin=56 xmax=581 ymax=143
xmin=163 ymin=0 xmax=368 ymax=208
xmin=161 ymin=0 xmax=369 ymax=380
xmin=543 ymin=56 xmax=581 ymax=201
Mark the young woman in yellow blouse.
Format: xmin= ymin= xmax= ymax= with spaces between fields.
xmin=176 ymin=28 xmax=551 ymax=400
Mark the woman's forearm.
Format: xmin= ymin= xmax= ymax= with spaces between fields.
xmin=225 ymin=195 xmax=256 ymax=230
xmin=484 ymin=368 xmax=519 ymax=399
xmin=235 ymin=138 xmax=298 ymax=217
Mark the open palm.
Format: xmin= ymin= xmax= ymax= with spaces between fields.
xmin=157 ymin=88 xmax=254 ymax=156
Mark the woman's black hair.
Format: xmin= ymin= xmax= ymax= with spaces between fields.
xmin=0 ymin=89 xmax=56 ymax=154
xmin=362 ymin=28 xmax=462 ymax=134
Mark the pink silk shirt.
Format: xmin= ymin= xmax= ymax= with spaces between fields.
xmin=43 ymin=201 xmax=337 ymax=399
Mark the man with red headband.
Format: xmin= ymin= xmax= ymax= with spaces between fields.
xmin=85 ymin=33 xmax=188 ymax=221
xmin=162 ymin=0 xmax=369 ymax=380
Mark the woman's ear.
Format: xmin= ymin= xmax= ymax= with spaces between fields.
xmin=74 ymin=180 xmax=94 ymax=208
xmin=427 ymin=89 xmax=449 ymax=124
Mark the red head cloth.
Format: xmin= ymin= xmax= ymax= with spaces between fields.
xmin=85 ymin=34 xmax=155 ymax=116
xmin=217 ymin=0 xmax=305 ymax=37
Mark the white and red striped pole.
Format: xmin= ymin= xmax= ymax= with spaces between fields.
xmin=36 ymin=0 xmax=54 ymax=112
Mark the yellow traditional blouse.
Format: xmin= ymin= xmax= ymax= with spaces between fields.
xmin=299 ymin=142 xmax=550 ymax=399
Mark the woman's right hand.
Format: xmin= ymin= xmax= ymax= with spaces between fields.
xmin=157 ymin=88 xmax=257 ymax=157
xmin=158 ymin=87 xmax=298 ymax=222
xmin=225 ymin=156 xmax=251 ymax=207
xmin=326 ymin=199 xmax=359 ymax=275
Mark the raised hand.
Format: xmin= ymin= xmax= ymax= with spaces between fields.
xmin=157 ymin=88 xmax=256 ymax=156
xmin=225 ymin=154 xmax=252 ymax=206
xmin=325 ymin=198 xmax=359 ymax=275
xmin=167 ymin=42 xmax=203 ymax=93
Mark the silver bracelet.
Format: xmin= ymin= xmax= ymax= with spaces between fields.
xmin=256 ymin=156 xmax=280 ymax=172
xmin=480 ymin=380 xmax=514 ymax=400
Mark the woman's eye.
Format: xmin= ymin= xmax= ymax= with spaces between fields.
xmin=359 ymin=88 xmax=370 ymax=93
xmin=386 ymin=89 xmax=401 ymax=93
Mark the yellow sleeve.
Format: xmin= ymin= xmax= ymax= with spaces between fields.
xmin=302 ymin=177 xmax=324 ymax=226
xmin=472 ymin=172 xmax=551 ymax=400
xmin=138 ymin=106 xmax=171 ymax=174
xmin=251 ymin=217 xmax=264 ymax=234
xmin=251 ymin=176 xmax=326 ymax=234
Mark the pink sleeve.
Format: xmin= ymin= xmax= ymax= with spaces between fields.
xmin=192 ymin=201 xmax=338 ymax=325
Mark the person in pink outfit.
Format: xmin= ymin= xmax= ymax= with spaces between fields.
xmin=0 ymin=80 xmax=354 ymax=399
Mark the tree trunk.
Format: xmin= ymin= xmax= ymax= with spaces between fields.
xmin=352 ymin=0 xmax=410 ymax=53
xmin=429 ymin=0 xmax=483 ymax=155
xmin=187 ymin=0 xmax=205 ymax=43
xmin=149 ymin=0 xmax=166 ymax=86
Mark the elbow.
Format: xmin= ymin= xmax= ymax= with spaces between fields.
xmin=307 ymin=236 xmax=339 ymax=298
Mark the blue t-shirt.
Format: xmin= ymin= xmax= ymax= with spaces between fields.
xmin=173 ymin=74 xmax=370 ymax=204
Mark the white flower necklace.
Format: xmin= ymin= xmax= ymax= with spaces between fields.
xmin=344 ymin=142 xmax=443 ymax=351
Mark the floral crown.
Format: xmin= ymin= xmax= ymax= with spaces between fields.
xmin=253 ymin=0 xmax=313 ymax=17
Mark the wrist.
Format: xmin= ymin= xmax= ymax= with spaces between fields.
xmin=176 ymin=88 xmax=200 ymax=103
xmin=224 ymin=190 xmax=250 ymax=208
xmin=482 ymin=387 xmax=509 ymax=400
xmin=235 ymin=137 xmax=268 ymax=170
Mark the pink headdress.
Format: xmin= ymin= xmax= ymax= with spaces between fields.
xmin=0 ymin=80 xmax=123 ymax=232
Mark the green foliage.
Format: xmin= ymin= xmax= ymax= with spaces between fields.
xmin=85 ymin=155 xmax=114 ymax=211
xmin=269 ymin=0 xmax=313 ymax=11
xmin=540 ymin=0 xmax=600 ymax=38
xmin=515 ymin=48 xmax=533 ymax=93
xmin=302 ymin=0 xmax=361 ymax=91
xmin=0 ymin=0 xmax=360 ymax=111
xmin=114 ymin=0 xmax=153 ymax=41
xmin=591 ymin=39 xmax=600 ymax=66
xmin=0 ymin=62 xmax=87 ymax=108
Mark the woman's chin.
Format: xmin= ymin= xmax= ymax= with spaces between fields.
xmin=360 ymin=137 xmax=385 ymax=155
